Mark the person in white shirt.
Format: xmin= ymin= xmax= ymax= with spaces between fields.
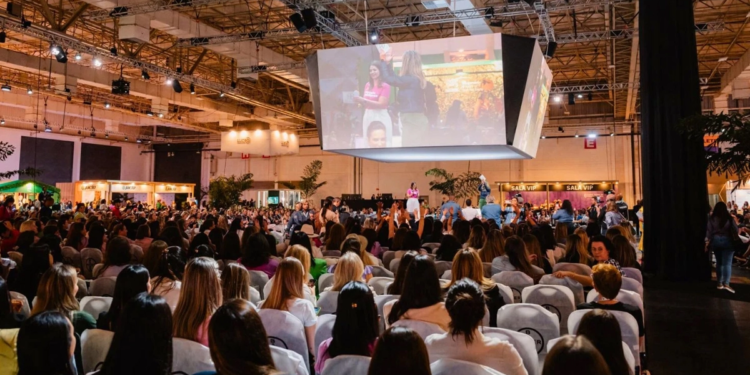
xmin=425 ymin=279 xmax=528 ymax=375
xmin=461 ymin=199 xmax=482 ymax=221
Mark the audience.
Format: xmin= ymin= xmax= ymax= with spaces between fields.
xmin=221 ymin=262 xmax=259 ymax=303
xmin=435 ymin=234 xmax=463 ymax=262
xmin=611 ymin=235 xmax=640 ymax=270
xmin=426 ymin=279 xmax=527 ymax=375
xmin=576 ymin=309 xmax=631 ymax=375
xmin=446 ymin=249 xmax=504 ymax=327
xmin=555 ymin=236 xmax=621 ymax=286
xmin=324 ymin=223 xmax=346 ymax=251
xmin=315 ymin=281 xmax=379 ymax=373
xmin=145 ymin=243 xmax=185 ymax=311
xmin=466 ymin=225 xmax=486 ymax=250
xmin=387 ymin=250 xmax=418 ymax=295
xmin=0 ymin=276 xmax=24 ymax=328
xmin=479 ymin=229 xmax=505 ymax=263
xmin=522 ymin=234 xmax=552 ymax=274
xmin=576 ymin=263 xmax=644 ymax=337
xmin=329 ymin=238 xmax=374 ymax=282
xmin=542 ymin=335 xmax=611 ymax=375
xmin=17 ymin=311 xmax=77 ymax=375
xmin=493 ymin=236 xmax=544 ymax=282
xmin=385 ymin=255 xmax=450 ymax=331
xmin=562 ymin=234 xmax=591 ymax=265
xmin=240 ymin=233 xmax=279 ymax=278
xmin=31 ymin=263 xmax=95 ymax=335
xmin=368 ymin=326 xmax=432 ymax=375
xmin=95 ymin=236 xmax=132 ymax=278
xmin=97 ymin=264 xmax=151 ymax=330
xmin=134 ymin=224 xmax=153 ymax=250
xmin=10 ymin=243 xmax=52 ymax=302
xmin=173 ymin=257 xmax=222 ymax=346
xmin=94 ymin=294 xmax=173 ymax=375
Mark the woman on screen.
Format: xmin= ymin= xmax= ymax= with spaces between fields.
xmin=366 ymin=121 xmax=387 ymax=148
xmin=354 ymin=62 xmax=393 ymax=148
xmin=379 ymin=50 xmax=429 ymax=146
xmin=406 ymin=183 xmax=420 ymax=221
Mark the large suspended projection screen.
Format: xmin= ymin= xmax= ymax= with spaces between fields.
xmin=307 ymin=33 xmax=552 ymax=162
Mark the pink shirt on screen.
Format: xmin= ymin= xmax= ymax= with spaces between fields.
xmin=362 ymin=82 xmax=391 ymax=109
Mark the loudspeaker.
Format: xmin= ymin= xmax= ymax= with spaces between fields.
xmin=545 ymin=41 xmax=557 ymax=58
xmin=290 ymin=13 xmax=307 ymax=33
xmin=301 ymin=8 xmax=317 ymax=29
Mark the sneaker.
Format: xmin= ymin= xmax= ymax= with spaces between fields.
xmin=725 ymin=285 xmax=736 ymax=294
xmin=717 ymin=284 xmax=726 ymax=290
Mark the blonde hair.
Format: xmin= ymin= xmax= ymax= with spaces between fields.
xmin=479 ymin=229 xmax=505 ymax=263
xmin=565 ymin=235 xmax=591 ymax=265
xmin=400 ymin=50 xmax=426 ymax=89
xmin=331 ymin=252 xmax=364 ymax=292
xmin=574 ymin=227 xmax=589 ymax=249
xmin=217 ymin=215 xmax=229 ymax=231
xmin=606 ymin=201 xmax=618 ymax=212
xmin=263 ymin=258 xmax=305 ymax=311
xmin=221 ymin=262 xmax=251 ymax=301
xmin=20 ymin=220 xmax=36 ymax=233
xmin=342 ymin=235 xmax=375 ymax=267
xmin=285 ymin=245 xmax=311 ymax=276
xmin=617 ymin=224 xmax=636 ymax=243
xmin=447 ymin=249 xmax=494 ymax=290
xmin=174 ymin=257 xmax=223 ymax=342
xmin=31 ymin=263 xmax=79 ymax=318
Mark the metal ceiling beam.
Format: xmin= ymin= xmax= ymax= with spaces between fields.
xmin=550 ymin=83 xmax=637 ymax=93
xmin=87 ymin=0 xmax=239 ymax=21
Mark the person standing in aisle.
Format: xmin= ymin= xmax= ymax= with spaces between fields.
xmin=478 ymin=175 xmax=491 ymax=209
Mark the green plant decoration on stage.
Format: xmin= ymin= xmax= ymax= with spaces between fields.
xmin=425 ymin=168 xmax=482 ymax=199
xmin=0 ymin=142 xmax=42 ymax=179
xmin=208 ymin=173 xmax=254 ymax=208
xmin=283 ymin=160 xmax=327 ymax=201
xmin=680 ymin=113 xmax=750 ymax=191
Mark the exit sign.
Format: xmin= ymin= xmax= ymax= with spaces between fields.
xmin=584 ymin=138 xmax=597 ymax=149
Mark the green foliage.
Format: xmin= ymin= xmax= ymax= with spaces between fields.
xmin=208 ymin=173 xmax=254 ymax=208
xmin=425 ymin=168 xmax=482 ymax=199
xmin=0 ymin=142 xmax=42 ymax=179
xmin=679 ymin=113 xmax=750 ymax=191
xmin=298 ymin=160 xmax=327 ymax=200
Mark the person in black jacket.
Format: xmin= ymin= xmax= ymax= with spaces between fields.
xmin=379 ymin=51 xmax=430 ymax=146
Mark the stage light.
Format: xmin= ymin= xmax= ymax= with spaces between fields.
xmin=456 ymin=69 xmax=466 ymax=76
xmin=26 ymin=87 xmax=32 ymax=95
xmin=146 ymin=111 xmax=153 ymax=117
xmin=77 ymin=130 xmax=81 ymax=135
xmin=172 ymin=79 xmax=183 ymax=93
xmin=158 ymin=113 xmax=164 ymax=118
xmin=541 ymin=135 xmax=546 ymax=139
xmin=50 ymin=45 xmax=60 ymax=55
xmin=574 ymin=132 xmax=580 ymax=138
xmin=165 ymin=78 xmax=173 ymax=85
xmin=75 ymin=52 xmax=81 ymax=60
xmin=219 ymin=91 xmax=225 ymax=98
xmin=190 ymin=83 xmax=195 ymax=94
xmin=136 ymin=138 xmax=142 ymax=144
xmin=558 ymin=126 xmax=564 ymax=132
xmin=289 ymin=13 xmax=307 ymax=33
xmin=105 ymin=133 xmax=109 ymax=138
xmin=553 ymin=95 xmax=562 ymax=103
xmin=91 ymin=130 xmax=96 ymax=137
xmin=141 ymin=70 xmax=150 ymax=80
xmin=21 ymin=18 xmax=31 ymax=28
xmin=0 ymin=31 xmax=6 ymax=43
xmin=610 ymin=132 xmax=615 ymax=137
xmin=405 ymin=15 xmax=421 ymax=27
xmin=44 ymin=125 xmax=52 ymax=133
xmin=54 ymin=49 xmax=68 ymax=63
xmin=1 ymin=84 xmax=11 ymax=92
xmin=125 ymin=136 xmax=129 ymax=141
xmin=577 ymin=93 xmax=583 ymax=99
xmin=0 ymin=118 xmax=4 ymax=125
xmin=369 ymin=29 xmax=379 ymax=43
xmin=105 ymin=102 xmax=110 ymax=108
xmin=230 ymin=81 xmax=237 ymax=89
xmin=93 ymin=58 xmax=102 ymax=67
xmin=167 ymin=142 xmax=171 ymax=147
xmin=110 ymin=47 xmax=117 ymax=56
xmin=587 ymin=133 xmax=597 ymax=138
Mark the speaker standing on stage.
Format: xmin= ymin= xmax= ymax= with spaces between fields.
xmin=406 ymin=183 xmax=420 ymax=221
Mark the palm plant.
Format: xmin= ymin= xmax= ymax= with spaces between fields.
xmin=208 ymin=173 xmax=254 ymax=208
xmin=425 ymin=168 xmax=482 ymax=199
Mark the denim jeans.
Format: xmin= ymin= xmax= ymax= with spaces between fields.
xmin=712 ymin=235 xmax=734 ymax=285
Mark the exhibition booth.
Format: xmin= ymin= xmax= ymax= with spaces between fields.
xmin=57 ymin=180 xmax=195 ymax=207
xmin=498 ymin=181 xmax=619 ymax=210
xmin=0 ymin=180 xmax=61 ymax=204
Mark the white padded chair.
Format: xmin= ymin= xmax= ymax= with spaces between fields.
xmin=9 ymin=291 xmax=30 ymax=318
xmin=318 ymin=273 xmax=335 ymax=292
xmin=375 ymin=294 xmax=399 ymax=334
xmin=389 ymin=258 xmax=401 ymax=274
xmin=321 ymin=355 xmax=371 ymax=375
xmin=61 ymin=246 xmax=82 ymax=269
xmin=441 ymin=270 xmax=452 ymax=279
xmin=370 ymin=265 xmax=394 ymax=278
xmin=391 ymin=319 xmax=445 ymax=340
xmin=318 ymin=291 xmax=339 ymax=315
xmin=172 ymin=337 xmax=215 ymax=374
xmin=568 ymin=309 xmax=640 ymax=368
xmin=76 ymin=278 xmax=88 ymax=299
xmin=258 ymin=309 xmax=310 ymax=370
xmin=423 ymin=243 xmax=440 ymax=252
xmin=368 ymin=277 xmax=394 ymax=295
xmin=129 ymin=244 xmax=144 ymax=262
xmin=496 ymin=303 xmax=560 ymax=358
xmin=263 ymin=276 xmax=274 ymax=299
xmin=80 ymin=329 xmax=113 ymax=374
xmin=382 ymin=251 xmax=398 ymax=269
xmin=270 ymin=346 xmax=309 ymax=375
xmin=586 ymin=289 xmax=645 ymax=322
xmin=481 ymin=327 xmax=539 ymax=375
xmin=434 ymin=261 xmax=452 ymax=278
xmin=80 ymin=248 xmax=103 ymax=279
xmin=620 ymin=277 xmax=644 ymax=299
xmin=522 ymin=285 xmax=576 ymax=334
xmin=546 ymin=336 xmax=635 ymax=375
xmin=314 ymin=314 xmax=336 ymax=357
xmin=539 ymin=274 xmax=585 ymax=305
xmin=552 ymin=262 xmax=592 ymax=277
xmin=622 ymin=267 xmax=643 ymax=284
xmin=79 ymin=296 xmax=113 ymax=320
xmin=495 ymin=283 xmax=515 ymax=305
xmin=248 ymin=270 xmax=270 ymax=299
xmin=89 ymin=277 xmax=117 ymax=297
xmin=430 ymin=359 xmax=504 ymax=375
xmin=492 ymin=271 xmax=534 ymax=303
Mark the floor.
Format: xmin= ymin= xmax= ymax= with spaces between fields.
xmin=644 ymin=264 xmax=750 ymax=374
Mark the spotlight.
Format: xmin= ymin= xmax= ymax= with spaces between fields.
xmin=21 ymin=19 xmax=31 ymax=28
xmin=136 ymin=138 xmax=142 ymax=144
xmin=577 ymin=93 xmax=583 ymax=99
xmin=0 ymin=118 xmax=4 ymax=125
xmin=91 ymin=131 xmax=96 ymax=137
xmin=369 ymin=29 xmax=379 ymax=43
xmin=610 ymin=132 xmax=615 ymax=137
xmin=26 ymin=87 xmax=32 ymax=95
xmin=105 ymin=133 xmax=109 ymax=138
xmin=230 ymin=81 xmax=237 ymax=89
xmin=172 ymin=79 xmax=183 ymax=93
xmin=484 ymin=7 xmax=494 ymax=19
xmin=190 ymin=83 xmax=195 ymax=94
xmin=219 ymin=91 xmax=225 ymax=98
xmin=545 ymin=41 xmax=558 ymax=58
xmin=146 ymin=111 xmax=153 ymax=117
xmin=587 ymin=133 xmax=597 ymax=139
xmin=93 ymin=58 xmax=102 ymax=67
xmin=167 ymin=142 xmax=171 ymax=147
xmin=44 ymin=124 xmax=52 ymax=133
xmin=54 ymin=49 xmax=68 ymax=63
xmin=105 ymin=102 xmax=110 ymax=108
xmin=141 ymin=70 xmax=150 ymax=80
xmin=165 ymin=78 xmax=173 ymax=85
xmin=1 ymin=84 xmax=11 ymax=92
xmin=574 ymin=132 xmax=580 ymax=138
xmin=541 ymin=135 xmax=546 ymax=139
xmin=553 ymin=95 xmax=562 ymax=103
xmin=289 ymin=13 xmax=307 ymax=33
xmin=110 ymin=47 xmax=117 ymax=56
xmin=75 ymin=52 xmax=81 ymax=60
xmin=50 ymin=45 xmax=60 ymax=56
xmin=0 ymin=31 xmax=5 ymax=43
xmin=558 ymin=126 xmax=564 ymax=133
xmin=125 ymin=136 xmax=129 ymax=141
xmin=158 ymin=113 xmax=164 ymax=118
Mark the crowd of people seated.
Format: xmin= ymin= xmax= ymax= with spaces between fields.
xmin=0 ymin=191 xmax=666 ymax=375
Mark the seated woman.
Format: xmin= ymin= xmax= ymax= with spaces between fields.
xmin=523 ymin=234 xmax=552 ymax=274
xmin=478 ymin=229 xmax=505 ymax=263
xmin=542 ymin=335 xmax=610 ymax=375
xmin=466 ymin=225 xmax=486 ymax=250
xmin=143 ymin=242 xmax=185 ymax=311
xmin=16 ymin=311 xmax=77 ymax=375
xmin=195 ymin=299 xmax=278 ymax=375
xmin=576 ymin=309 xmax=632 ymax=375
xmin=239 ymin=233 xmax=279 ymax=278
xmin=561 ymin=234 xmax=592 ymax=266
xmin=435 ymin=234 xmax=463 ymax=262
xmin=31 ymin=263 xmax=96 ymax=335
xmin=445 ymin=249 xmax=504 ymax=327
xmin=280 ymin=245 xmax=317 ymax=304
xmin=367 ymin=327 xmax=432 ymax=375
xmin=289 ymin=232 xmax=327 ymax=280
xmin=0 ymin=276 xmax=24 ymax=329
xmin=9 ymin=243 xmax=52 ymax=305
xmin=425 ymin=279 xmax=526 ymax=375
xmin=134 ymin=224 xmax=153 ymax=250
xmin=384 ymin=255 xmax=450 ymax=331
xmin=95 ymin=236 xmax=132 ymax=279
xmin=315 ymin=281 xmax=379 ymax=373
xmin=610 ymin=235 xmax=641 ymax=270
xmin=328 ymin=238 xmax=374 ymax=282
xmin=173 ymin=257 xmax=223 ymax=346
xmin=554 ymin=235 xmax=621 ymax=287
xmin=329 ymin=252 xmax=367 ymax=293
xmin=261 ymin=257 xmax=317 ymax=356
xmin=97 ymin=264 xmax=151 ymax=330
xmin=576 ymin=263 xmax=644 ymax=338
xmin=386 ymin=250 xmax=418 ymax=295
xmin=220 ymin=262 xmax=260 ymax=304
xmin=492 ymin=236 xmax=545 ymax=282
xmin=94 ymin=294 xmax=173 ymax=375
xmin=346 ymin=233 xmax=382 ymax=266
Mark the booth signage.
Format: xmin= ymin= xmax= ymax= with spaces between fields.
xmin=81 ymin=185 xmax=97 ymax=190
xmin=549 ymin=184 xmax=611 ymax=192
xmin=508 ymin=184 xmax=547 ymax=192
xmin=163 ymin=186 xmax=177 ymax=192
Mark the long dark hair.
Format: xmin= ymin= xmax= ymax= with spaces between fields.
xmin=402 ymin=231 xmax=422 ymax=251
xmin=368 ymin=61 xmax=383 ymax=89
xmin=329 ymin=281 xmax=379 ymax=358
xmin=100 ymin=293 xmax=173 ymax=375
xmin=453 ymin=220 xmax=471 ymax=244
xmin=561 ymin=199 xmax=574 ymax=215
xmin=611 ymin=235 xmax=638 ymax=268
xmin=222 ymin=231 xmax=242 ymax=260
xmin=387 ymin=251 xmax=418 ymax=295
xmin=150 ymin=246 xmax=186 ymax=290
xmin=208 ymin=299 xmax=276 ymax=375
xmin=436 ymin=234 xmax=462 ymax=261
xmin=100 ymin=237 xmax=132 ymax=277
xmin=65 ymin=222 xmax=85 ymax=249
xmin=420 ymin=217 xmax=434 ymax=240
xmin=505 ymin=236 xmax=537 ymax=279
xmin=576 ymin=309 xmax=629 ymax=375
xmin=711 ymin=201 xmax=731 ymax=228
xmin=158 ymin=226 xmax=185 ymax=248
xmin=241 ymin=232 xmax=273 ymax=268
xmin=208 ymin=228 xmax=224 ymax=257
xmin=388 ymin=255 xmax=442 ymax=325
xmin=0 ymin=276 xmax=19 ymax=329
xmin=88 ymin=223 xmax=106 ymax=250
xmin=325 ymin=223 xmax=346 ymax=251
xmin=445 ymin=279 xmax=485 ymax=344
xmin=367 ymin=327 xmax=431 ymax=375
xmin=103 ymin=265 xmax=151 ymax=331
xmin=289 ymin=231 xmax=316 ymax=260
xmin=17 ymin=311 xmax=76 ymax=375
xmin=12 ymin=243 xmax=51 ymax=302
xmin=542 ymin=335 xmax=611 ymax=375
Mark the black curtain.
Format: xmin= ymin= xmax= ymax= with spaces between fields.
xmin=641 ymin=0 xmax=711 ymax=281
xmin=153 ymin=143 xmax=202 ymax=196
xmin=80 ymin=143 xmax=122 ymax=180
xmin=19 ymin=137 xmax=74 ymax=185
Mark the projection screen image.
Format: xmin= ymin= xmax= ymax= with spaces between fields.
xmin=315 ymin=34 xmax=505 ymax=150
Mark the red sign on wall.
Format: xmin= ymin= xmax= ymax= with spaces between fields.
xmin=241 ymin=153 xmax=250 ymax=159
xmin=584 ymin=138 xmax=597 ymax=149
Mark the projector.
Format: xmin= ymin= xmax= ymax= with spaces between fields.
xmin=111 ymin=79 xmax=130 ymax=95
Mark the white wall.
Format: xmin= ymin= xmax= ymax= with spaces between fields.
xmin=0 ymin=126 xmax=153 ymax=183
